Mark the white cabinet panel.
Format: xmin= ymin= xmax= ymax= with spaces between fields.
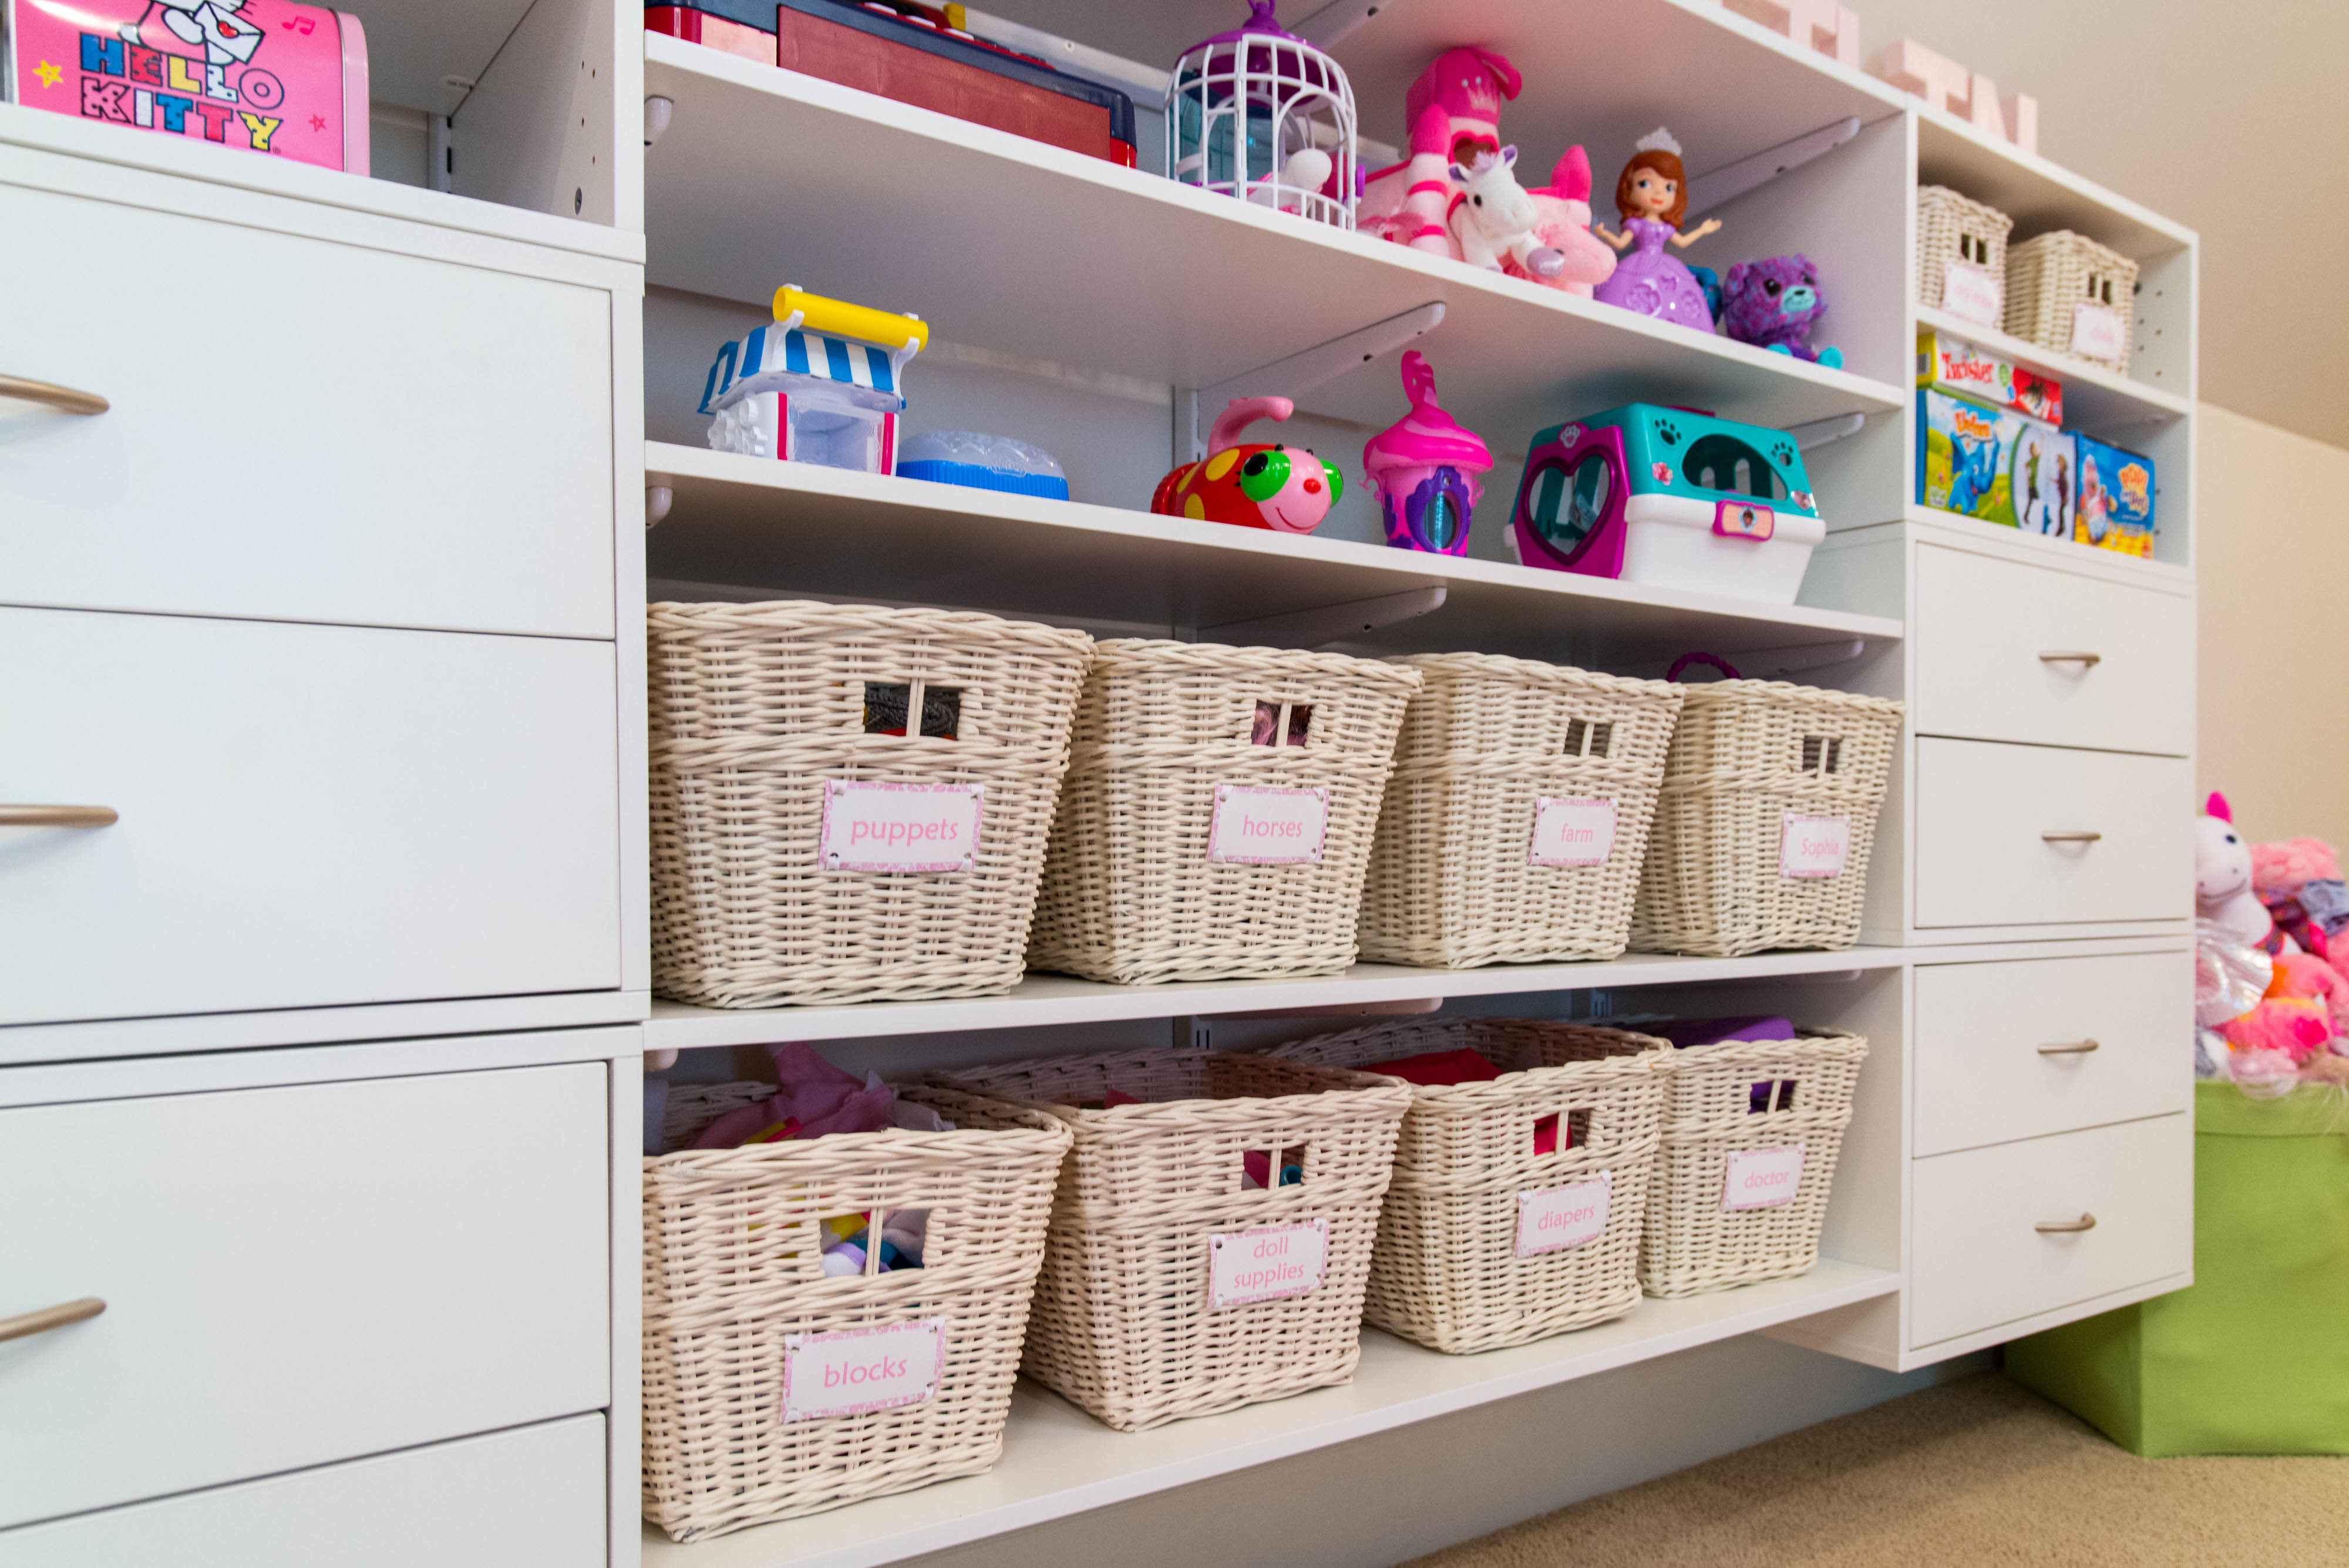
xmin=1 ymin=1415 xmax=606 ymax=1567
xmin=0 ymin=1066 xmax=610 ymax=1527
xmin=0 ymin=606 xmax=621 ymax=1025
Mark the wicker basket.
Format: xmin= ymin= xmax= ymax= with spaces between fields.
xmin=648 ymin=601 xmax=1092 ymax=1008
xmin=1027 ymin=640 xmax=1421 ymax=984
xmin=1628 ymin=669 xmax=1903 ymax=957
xmin=932 ymin=1049 xmax=1410 ymax=1431
xmin=2005 ymin=230 xmax=2139 ymax=372
xmin=1916 ymin=184 xmax=2013 ymax=317
xmin=1358 ymin=654 xmax=1684 ymax=968
xmin=1268 ymin=1019 xmax=1670 ymax=1353
xmin=1640 ymin=1029 xmax=1869 ymax=1297
xmin=641 ymin=1082 xmax=1072 ymax=1540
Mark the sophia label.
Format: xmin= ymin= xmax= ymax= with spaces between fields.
xmin=2070 ymin=302 xmax=2128 ymax=362
xmin=1779 ymin=813 xmax=1851 ymax=878
xmin=1515 ymin=1172 xmax=1612 ymax=1256
xmin=1207 ymin=1219 xmax=1328 ymax=1308
xmin=1940 ymin=260 xmax=2003 ymax=328
xmin=1208 ymin=784 xmax=1328 ymax=865
xmin=820 ymin=780 xmax=982 ymax=872
xmin=1722 ymin=1145 xmax=1806 ymax=1211
xmin=782 ymin=1318 xmax=945 ymax=1421
xmin=1529 ymin=796 xmax=1618 ymax=867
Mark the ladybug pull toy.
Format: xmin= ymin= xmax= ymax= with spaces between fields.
xmin=1150 ymin=396 xmax=1341 ymax=534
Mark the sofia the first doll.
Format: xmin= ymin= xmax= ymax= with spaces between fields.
xmin=1592 ymin=128 xmax=1720 ymax=332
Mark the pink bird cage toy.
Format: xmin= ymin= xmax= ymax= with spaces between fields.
xmin=1364 ymin=352 xmax=1492 ymax=556
xmin=1166 ymin=1 xmax=1356 ymax=229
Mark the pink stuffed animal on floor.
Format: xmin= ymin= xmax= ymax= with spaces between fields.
xmin=2197 ymin=792 xmax=2279 ymax=949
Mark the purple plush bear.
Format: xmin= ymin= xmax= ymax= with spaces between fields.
xmin=1719 ymin=254 xmax=1843 ymax=368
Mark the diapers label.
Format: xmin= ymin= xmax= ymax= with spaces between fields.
xmin=820 ymin=781 xmax=982 ymax=872
xmin=1207 ymin=1219 xmax=1328 ymax=1308
xmin=1723 ymin=1145 xmax=1806 ymax=1211
xmin=2071 ymin=302 xmax=2128 ymax=362
xmin=1208 ymin=785 xmax=1328 ymax=865
xmin=782 ymin=1318 xmax=945 ymax=1421
xmin=1529 ymin=796 xmax=1618 ymax=867
xmin=1941 ymin=260 xmax=2004 ymax=328
xmin=1516 ymin=1172 xmax=1613 ymax=1256
xmin=1779 ymin=813 xmax=1851 ymax=878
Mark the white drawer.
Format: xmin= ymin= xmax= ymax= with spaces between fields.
xmin=0 ymin=164 xmax=615 ymax=638
xmin=0 ymin=606 xmax=621 ymax=1025
xmin=1 ymin=1415 xmax=605 ymax=1567
xmin=0 ymin=1065 xmax=610 ymax=1527
xmin=1914 ymin=544 xmax=2192 ymax=756
xmin=1914 ymin=738 xmax=2192 ymax=928
xmin=1910 ymin=1115 xmax=2191 ymax=1349
xmin=1915 ymin=951 xmax=2196 ymax=1156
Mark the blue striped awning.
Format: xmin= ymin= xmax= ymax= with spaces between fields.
xmin=698 ymin=325 xmax=904 ymax=415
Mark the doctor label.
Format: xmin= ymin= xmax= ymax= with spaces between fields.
xmin=1528 ymin=796 xmax=1618 ymax=867
xmin=1515 ymin=1172 xmax=1613 ymax=1256
xmin=782 ymin=1318 xmax=946 ymax=1421
xmin=820 ymin=781 xmax=983 ymax=873
xmin=1207 ymin=785 xmax=1328 ymax=865
xmin=1722 ymin=1145 xmax=1807 ymax=1212
xmin=1207 ymin=1219 xmax=1329 ymax=1307
xmin=1779 ymin=813 xmax=1851 ymax=878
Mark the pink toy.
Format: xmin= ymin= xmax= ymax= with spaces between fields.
xmin=2197 ymin=792 xmax=2283 ymax=951
xmin=1404 ymin=45 xmax=1519 ymax=164
xmin=1446 ymin=144 xmax=1566 ymax=278
xmin=2256 ymin=836 xmax=2349 ymax=967
xmin=1149 ymin=398 xmax=1340 ymax=534
xmin=1364 ymin=351 xmax=1492 ymax=555
xmin=1724 ymin=0 xmax=1860 ymax=67
xmin=1518 ymin=146 xmax=1618 ymax=297
xmin=1359 ymin=46 xmax=1522 ymax=260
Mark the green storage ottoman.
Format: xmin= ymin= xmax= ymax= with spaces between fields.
xmin=2007 ymin=1082 xmax=2349 ymax=1455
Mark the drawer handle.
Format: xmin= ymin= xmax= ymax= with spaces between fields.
xmin=2041 ymin=830 xmax=2102 ymax=844
xmin=0 ymin=1297 xmax=106 ymax=1344
xmin=2038 ymin=650 xmax=2102 ymax=667
xmin=0 ymin=374 xmax=110 ymax=416
xmin=2035 ymin=1214 xmax=2098 ymax=1234
xmin=2038 ymin=1039 xmax=2101 ymax=1056
xmin=0 ymin=805 xmax=119 ymax=829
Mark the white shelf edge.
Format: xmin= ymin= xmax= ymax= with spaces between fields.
xmin=1910 ymin=103 xmax=2198 ymax=252
xmin=1894 ymin=506 xmax=2192 ymax=590
xmin=1913 ymin=304 xmax=2192 ymax=421
xmin=642 ymin=1260 xmax=1900 ymax=1568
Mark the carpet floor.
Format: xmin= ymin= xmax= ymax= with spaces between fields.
xmin=1402 ymin=1372 xmax=2349 ymax=1567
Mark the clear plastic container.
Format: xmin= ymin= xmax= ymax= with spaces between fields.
xmin=899 ymin=431 xmax=1070 ymax=501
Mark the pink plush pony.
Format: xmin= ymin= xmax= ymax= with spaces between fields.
xmin=2199 ymin=791 xmax=2349 ymax=1060
xmin=1514 ymin=146 xmax=1619 ymax=297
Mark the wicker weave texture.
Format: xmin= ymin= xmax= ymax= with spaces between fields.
xmin=1268 ymin=1019 xmax=1670 ymax=1354
xmin=641 ymin=1082 xmax=1071 ymax=1541
xmin=933 ymin=1049 xmax=1410 ymax=1431
xmin=1628 ymin=680 xmax=1903 ymax=957
xmin=1640 ymin=1031 xmax=1869 ymax=1298
xmin=2004 ymin=230 xmax=2139 ymax=372
xmin=648 ymin=601 xmax=1092 ymax=1008
xmin=1027 ymin=640 xmax=1421 ymax=984
xmin=1916 ymin=184 xmax=2013 ymax=311
xmin=1358 ymin=655 xmax=1685 ymax=968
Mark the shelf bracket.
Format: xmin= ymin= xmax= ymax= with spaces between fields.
xmin=1687 ymin=116 xmax=1861 ymax=218
xmin=1725 ymin=638 xmax=1869 ymax=678
xmin=1291 ymin=0 xmax=1406 ymax=49
xmin=1788 ymin=412 xmax=1867 ymax=451
xmin=1203 ymin=584 xmax=1447 ymax=650
xmin=1176 ymin=301 xmax=1447 ymax=464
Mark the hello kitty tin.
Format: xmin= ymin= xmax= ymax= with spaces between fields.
xmin=8 ymin=0 xmax=369 ymax=174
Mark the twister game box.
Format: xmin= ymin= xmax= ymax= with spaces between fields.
xmin=1916 ymin=330 xmax=2064 ymax=426
xmin=1916 ymin=390 xmax=2074 ymax=537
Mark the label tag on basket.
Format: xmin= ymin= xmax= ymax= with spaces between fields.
xmin=1207 ymin=1219 xmax=1328 ymax=1307
xmin=1779 ymin=813 xmax=1851 ymax=878
xmin=1516 ymin=1172 xmax=1612 ymax=1256
xmin=1722 ymin=1145 xmax=1806 ymax=1211
xmin=781 ymin=1318 xmax=946 ymax=1421
xmin=1941 ymin=260 xmax=2003 ymax=328
xmin=1528 ymin=796 xmax=1618 ymax=867
xmin=2071 ymin=301 xmax=2128 ymax=361
xmin=820 ymin=781 xmax=983 ymax=873
xmin=1208 ymin=785 xmax=1328 ymax=865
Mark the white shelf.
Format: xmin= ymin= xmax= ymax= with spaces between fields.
xmin=1898 ymin=507 xmax=2192 ymax=591
xmin=646 ymin=947 xmax=1907 ymax=1053
xmin=1913 ymin=304 xmax=2189 ymax=431
xmin=642 ymin=1259 xmax=1899 ymax=1568
xmin=1913 ymin=107 xmax=2195 ymax=259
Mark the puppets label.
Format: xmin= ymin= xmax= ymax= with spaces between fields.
xmin=1722 ymin=1145 xmax=1806 ymax=1211
xmin=1529 ymin=796 xmax=1618 ymax=867
xmin=782 ymin=1319 xmax=945 ymax=1421
xmin=1208 ymin=1219 xmax=1329 ymax=1308
xmin=1941 ymin=260 xmax=2003 ymax=328
xmin=1516 ymin=1173 xmax=1613 ymax=1256
xmin=1780 ymin=814 xmax=1852 ymax=878
xmin=1209 ymin=784 xmax=1328 ymax=865
xmin=820 ymin=781 xmax=982 ymax=873
xmin=2070 ymin=302 xmax=2128 ymax=363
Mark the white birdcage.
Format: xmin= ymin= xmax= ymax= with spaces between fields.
xmin=1165 ymin=1 xmax=1357 ymax=230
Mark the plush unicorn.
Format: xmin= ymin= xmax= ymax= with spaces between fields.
xmin=1447 ymin=146 xmax=1565 ymax=278
xmin=2200 ymin=793 xmax=2282 ymax=949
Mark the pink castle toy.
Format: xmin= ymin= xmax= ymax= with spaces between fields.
xmin=1360 ymin=46 xmax=1521 ymax=258
xmin=1364 ymin=351 xmax=1492 ymax=554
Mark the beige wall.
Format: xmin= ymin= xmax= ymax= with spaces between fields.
xmin=2197 ymin=403 xmax=2349 ymax=849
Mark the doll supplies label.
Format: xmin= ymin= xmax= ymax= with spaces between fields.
xmin=1515 ymin=1172 xmax=1613 ymax=1257
xmin=1207 ymin=785 xmax=1328 ymax=865
xmin=1528 ymin=797 xmax=1618 ymax=867
xmin=2071 ymin=302 xmax=2128 ymax=362
xmin=1779 ymin=813 xmax=1851 ymax=878
xmin=820 ymin=780 xmax=982 ymax=873
xmin=1941 ymin=260 xmax=2004 ymax=328
xmin=1207 ymin=1219 xmax=1329 ymax=1308
xmin=1722 ymin=1145 xmax=1806 ymax=1212
xmin=781 ymin=1318 xmax=945 ymax=1421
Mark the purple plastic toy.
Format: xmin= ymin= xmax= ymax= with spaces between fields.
xmin=1362 ymin=351 xmax=1493 ymax=555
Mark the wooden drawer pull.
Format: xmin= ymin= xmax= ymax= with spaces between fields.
xmin=2035 ymin=1214 xmax=2097 ymax=1234
xmin=0 ymin=804 xmax=119 ymax=828
xmin=2038 ymin=650 xmax=2103 ymax=667
xmin=2041 ymin=830 xmax=2102 ymax=844
xmin=2037 ymin=1039 xmax=2101 ymax=1056
xmin=0 ymin=1297 xmax=106 ymax=1344
xmin=0 ymin=374 xmax=110 ymax=416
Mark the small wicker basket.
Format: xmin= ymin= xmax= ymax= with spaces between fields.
xmin=641 ymin=1082 xmax=1072 ymax=1541
xmin=932 ymin=1049 xmax=1410 ymax=1432
xmin=1916 ymin=184 xmax=2013 ymax=317
xmin=1640 ymin=1029 xmax=1870 ymax=1298
xmin=648 ymin=601 xmax=1092 ymax=1008
xmin=1268 ymin=1019 xmax=1671 ymax=1354
xmin=1628 ymin=664 xmax=1903 ymax=957
xmin=1027 ymin=640 xmax=1421 ymax=984
xmin=2005 ymin=230 xmax=2139 ymax=372
xmin=1358 ymin=654 xmax=1684 ymax=968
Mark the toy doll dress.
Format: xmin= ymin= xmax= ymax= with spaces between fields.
xmin=1592 ymin=217 xmax=1716 ymax=332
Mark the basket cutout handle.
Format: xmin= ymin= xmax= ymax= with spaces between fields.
xmin=1533 ymin=1108 xmax=1590 ymax=1156
xmin=1562 ymin=719 xmax=1613 ymax=759
xmin=1799 ymin=735 xmax=1843 ymax=775
xmin=1665 ymin=652 xmax=1741 ymax=683
xmin=818 ymin=1206 xmax=935 ymax=1277
xmin=863 ymin=679 xmax=964 ymax=739
xmin=1240 ymin=1143 xmax=1308 ymax=1191
xmin=1748 ymin=1079 xmax=1798 ymax=1114
xmin=1250 ymin=699 xmax=1313 ymax=749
